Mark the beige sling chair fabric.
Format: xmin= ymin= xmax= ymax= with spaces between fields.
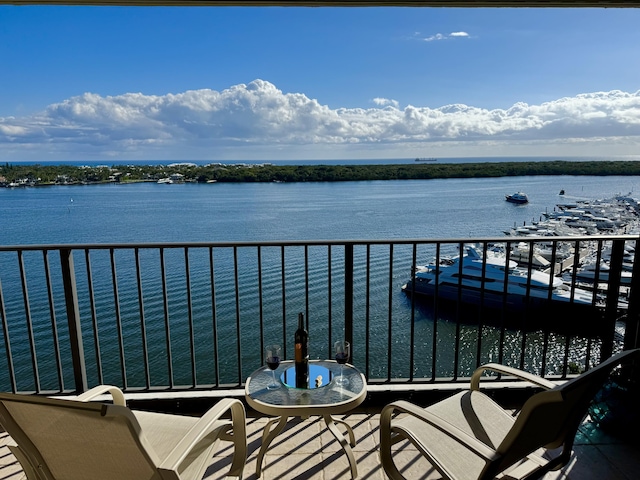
xmin=380 ymin=349 xmax=639 ymax=480
xmin=0 ymin=385 xmax=247 ymax=480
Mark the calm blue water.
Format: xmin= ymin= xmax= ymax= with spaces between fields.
xmin=1 ymin=174 xmax=637 ymax=245
xmin=0 ymin=173 xmax=638 ymax=391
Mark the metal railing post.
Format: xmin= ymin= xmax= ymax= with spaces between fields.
xmin=624 ymin=237 xmax=640 ymax=351
xmin=60 ymin=248 xmax=88 ymax=393
xmin=344 ymin=243 xmax=354 ymax=350
xmin=0 ymin=277 xmax=17 ymax=393
xmin=601 ymin=239 xmax=624 ymax=361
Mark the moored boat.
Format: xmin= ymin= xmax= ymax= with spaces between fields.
xmin=573 ymin=261 xmax=633 ymax=285
xmin=403 ymin=245 xmax=593 ymax=309
xmin=402 ymin=245 xmax=604 ymax=333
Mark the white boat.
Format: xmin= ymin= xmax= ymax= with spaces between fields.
xmin=505 ymin=192 xmax=529 ymax=204
xmin=402 ymin=245 xmax=595 ymax=311
xmin=573 ymin=261 xmax=633 ymax=285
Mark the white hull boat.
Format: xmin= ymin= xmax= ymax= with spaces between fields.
xmin=402 ymin=246 xmax=597 ymax=313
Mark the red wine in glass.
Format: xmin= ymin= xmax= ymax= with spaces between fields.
xmin=267 ymin=356 xmax=280 ymax=370
xmin=265 ymin=344 xmax=281 ymax=390
xmin=335 ymin=352 xmax=349 ymax=364
xmin=334 ymin=341 xmax=350 ymax=386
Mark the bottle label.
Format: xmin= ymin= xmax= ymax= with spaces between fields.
xmin=295 ymin=343 xmax=302 ymax=362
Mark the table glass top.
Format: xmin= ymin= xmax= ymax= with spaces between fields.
xmin=246 ymin=360 xmax=366 ymax=408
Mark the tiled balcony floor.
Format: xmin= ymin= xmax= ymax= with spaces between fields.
xmin=1 ymin=410 xmax=639 ymax=480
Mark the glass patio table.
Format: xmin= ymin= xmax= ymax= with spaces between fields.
xmin=245 ymin=359 xmax=367 ymax=478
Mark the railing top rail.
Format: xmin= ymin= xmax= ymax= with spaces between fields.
xmin=1 ymin=233 xmax=638 ymax=251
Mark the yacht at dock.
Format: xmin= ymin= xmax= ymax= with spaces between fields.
xmin=402 ymin=245 xmax=605 ymax=333
xmin=403 ymin=245 xmax=594 ymax=310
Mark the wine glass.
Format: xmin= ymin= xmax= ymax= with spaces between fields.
xmin=334 ymin=340 xmax=350 ymax=386
xmin=265 ymin=344 xmax=281 ymax=390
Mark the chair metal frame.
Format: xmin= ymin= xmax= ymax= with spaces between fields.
xmin=380 ymin=349 xmax=639 ymax=480
xmin=0 ymin=385 xmax=247 ymax=480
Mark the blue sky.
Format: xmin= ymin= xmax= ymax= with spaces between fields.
xmin=1 ymin=5 xmax=639 ymax=161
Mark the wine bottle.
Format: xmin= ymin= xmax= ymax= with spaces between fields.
xmin=294 ymin=312 xmax=309 ymax=388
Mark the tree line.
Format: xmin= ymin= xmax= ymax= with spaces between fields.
xmin=2 ymin=160 xmax=640 ymax=185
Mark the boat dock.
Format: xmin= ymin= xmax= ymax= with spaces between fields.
xmin=543 ymin=247 xmax=591 ymax=275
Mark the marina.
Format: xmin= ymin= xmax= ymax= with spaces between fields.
xmin=502 ymin=193 xmax=639 ymax=282
xmin=402 ymin=191 xmax=639 ymax=335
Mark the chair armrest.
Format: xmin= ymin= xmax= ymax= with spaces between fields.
xmin=159 ymin=398 xmax=247 ymax=479
xmin=7 ymin=443 xmax=40 ymax=480
xmin=74 ymin=385 xmax=126 ymax=406
xmin=380 ymin=400 xmax=498 ymax=460
xmin=470 ymin=363 xmax=556 ymax=391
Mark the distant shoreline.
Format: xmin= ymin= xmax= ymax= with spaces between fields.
xmin=2 ymin=160 xmax=640 ymax=187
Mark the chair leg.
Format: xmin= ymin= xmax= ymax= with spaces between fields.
xmin=224 ymin=401 xmax=248 ymax=480
xmin=379 ymin=406 xmax=408 ymax=480
xmin=8 ymin=445 xmax=39 ymax=480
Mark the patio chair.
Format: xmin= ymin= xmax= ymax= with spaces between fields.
xmin=0 ymin=385 xmax=247 ymax=480
xmin=380 ymin=348 xmax=639 ymax=480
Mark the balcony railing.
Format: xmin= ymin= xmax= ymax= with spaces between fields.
xmin=0 ymin=235 xmax=637 ymax=396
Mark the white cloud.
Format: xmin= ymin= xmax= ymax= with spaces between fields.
xmin=372 ymin=98 xmax=399 ymax=108
xmin=423 ymin=31 xmax=470 ymax=42
xmin=1 ymin=80 xmax=639 ymax=160
xmin=0 ymin=123 xmax=27 ymax=136
xmin=424 ymin=33 xmax=446 ymax=42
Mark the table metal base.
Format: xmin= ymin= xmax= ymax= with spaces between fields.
xmin=255 ymin=414 xmax=358 ymax=478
